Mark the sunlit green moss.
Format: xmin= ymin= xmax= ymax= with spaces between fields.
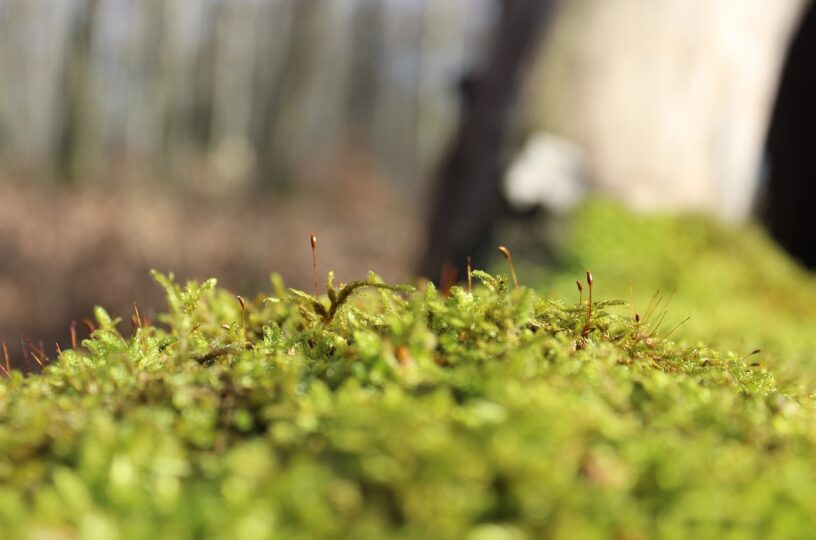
xmin=530 ymin=199 xmax=816 ymax=392
xmin=0 ymin=263 xmax=815 ymax=539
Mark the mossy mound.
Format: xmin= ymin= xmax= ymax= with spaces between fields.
xmin=534 ymin=199 xmax=816 ymax=392
xmin=1 ymin=265 xmax=815 ymax=539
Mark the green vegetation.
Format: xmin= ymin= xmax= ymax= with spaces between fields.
xmin=533 ymin=200 xmax=816 ymax=392
xmin=2 ymin=207 xmax=816 ymax=539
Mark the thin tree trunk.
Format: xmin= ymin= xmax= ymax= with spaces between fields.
xmin=189 ymin=4 xmax=219 ymax=152
xmin=54 ymin=0 xmax=100 ymax=185
xmin=347 ymin=0 xmax=383 ymax=145
xmin=418 ymin=0 xmax=553 ymax=281
xmin=255 ymin=0 xmax=322 ymax=189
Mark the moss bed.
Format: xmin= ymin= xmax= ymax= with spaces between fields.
xmin=535 ymin=200 xmax=816 ymax=391
xmin=2 ymin=208 xmax=816 ymax=539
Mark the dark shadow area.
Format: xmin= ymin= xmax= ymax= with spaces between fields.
xmin=763 ymin=2 xmax=816 ymax=269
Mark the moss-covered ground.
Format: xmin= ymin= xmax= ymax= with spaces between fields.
xmin=1 ymin=202 xmax=816 ymax=539
xmin=530 ymin=200 xmax=816 ymax=392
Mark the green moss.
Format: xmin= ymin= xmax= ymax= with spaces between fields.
xmin=1 ymin=258 xmax=815 ymax=539
xmin=530 ymin=199 xmax=816 ymax=393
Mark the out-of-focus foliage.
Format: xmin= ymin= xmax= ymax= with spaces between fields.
xmin=1 ymin=266 xmax=816 ymax=539
xmin=535 ymin=199 xmax=816 ymax=392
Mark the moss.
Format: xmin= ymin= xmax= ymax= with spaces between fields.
xmin=528 ymin=199 xmax=816 ymax=393
xmin=1 ymin=250 xmax=815 ymax=538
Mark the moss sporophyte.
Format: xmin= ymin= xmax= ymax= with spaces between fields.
xmin=0 ymin=255 xmax=814 ymax=538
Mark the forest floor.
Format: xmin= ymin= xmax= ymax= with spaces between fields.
xmin=0 ymin=161 xmax=421 ymax=362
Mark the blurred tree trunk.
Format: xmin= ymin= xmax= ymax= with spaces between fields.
xmin=54 ymin=0 xmax=100 ymax=185
xmin=249 ymin=3 xmax=288 ymax=186
xmin=254 ymin=0 xmax=323 ymax=189
xmin=347 ymin=0 xmax=383 ymax=145
xmin=211 ymin=3 xmax=257 ymax=146
xmin=418 ymin=0 xmax=553 ymax=281
xmin=403 ymin=0 xmax=426 ymax=186
xmin=190 ymin=4 xmax=219 ymax=152
xmin=763 ymin=2 xmax=816 ymax=269
xmin=144 ymin=0 xmax=177 ymax=176
xmin=523 ymin=0 xmax=803 ymax=221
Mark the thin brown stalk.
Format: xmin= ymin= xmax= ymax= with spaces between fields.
xmin=237 ymin=295 xmax=248 ymax=345
xmin=467 ymin=256 xmax=473 ymax=293
xmin=70 ymin=321 xmax=78 ymax=349
xmin=310 ymin=233 xmax=319 ymax=297
xmin=582 ymin=271 xmax=594 ymax=338
xmin=498 ymin=246 xmax=519 ymax=290
xmin=132 ymin=301 xmax=143 ymax=330
xmin=25 ymin=339 xmax=44 ymax=368
xmin=2 ymin=342 xmax=10 ymax=374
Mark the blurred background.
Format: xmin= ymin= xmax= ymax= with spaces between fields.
xmin=0 ymin=0 xmax=814 ymax=365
